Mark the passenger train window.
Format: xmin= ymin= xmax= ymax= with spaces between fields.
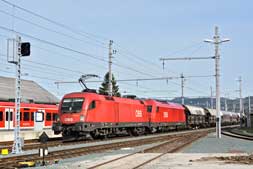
xmin=31 ymin=112 xmax=34 ymax=121
xmin=46 ymin=113 xmax=52 ymax=121
xmin=147 ymin=106 xmax=152 ymax=113
xmin=53 ymin=113 xmax=58 ymax=121
xmin=5 ymin=111 xmax=13 ymax=121
xmin=5 ymin=111 xmax=8 ymax=121
xmin=10 ymin=112 xmax=13 ymax=121
xmin=0 ymin=111 xmax=3 ymax=121
xmin=88 ymin=101 xmax=96 ymax=110
xmin=24 ymin=112 xmax=30 ymax=121
xmin=35 ymin=111 xmax=44 ymax=122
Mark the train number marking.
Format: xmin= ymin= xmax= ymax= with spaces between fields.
xmin=64 ymin=118 xmax=73 ymax=122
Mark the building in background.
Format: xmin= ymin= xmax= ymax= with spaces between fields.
xmin=0 ymin=76 xmax=59 ymax=104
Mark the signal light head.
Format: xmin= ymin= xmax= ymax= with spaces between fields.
xmin=21 ymin=42 xmax=30 ymax=56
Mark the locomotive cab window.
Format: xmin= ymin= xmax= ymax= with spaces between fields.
xmin=156 ymin=107 xmax=160 ymax=112
xmin=0 ymin=111 xmax=3 ymax=121
xmin=61 ymin=98 xmax=84 ymax=113
xmin=88 ymin=101 xmax=96 ymax=110
xmin=147 ymin=106 xmax=152 ymax=113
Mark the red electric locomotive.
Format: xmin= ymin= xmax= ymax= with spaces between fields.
xmin=53 ymin=91 xmax=187 ymax=139
xmin=145 ymin=99 xmax=186 ymax=132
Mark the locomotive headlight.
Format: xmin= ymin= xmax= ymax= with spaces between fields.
xmin=80 ymin=115 xmax=85 ymax=122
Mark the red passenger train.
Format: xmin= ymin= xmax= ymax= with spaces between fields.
xmin=53 ymin=92 xmax=186 ymax=139
xmin=0 ymin=102 xmax=58 ymax=130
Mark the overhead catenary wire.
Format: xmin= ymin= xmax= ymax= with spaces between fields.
xmin=0 ymin=8 xmax=107 ymax=49
xmin=0 ymin=26 xmax=157 ymax=77
xmin=0 ymin=0 xmax=199 ymax=77
xmin=0 ymin=53 xmax=86 ymax=75
xmin=0 ymin=33 xmax=210 ymax=98
xmin=0 ymin=11 xmax=211 ymax=93
xmin=0 ymin=1 xmax=215 ymax=97
xmin=0 ymin=0 xmax=108 ymax=44
xmin=0 ymin=7 xmax=170 ymax=78
xmin=0 ymin=0 xmax=213 ymax=91
xmin=55 ymin=75 xmax=213 ymax=84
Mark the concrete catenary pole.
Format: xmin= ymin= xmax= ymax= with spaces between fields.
xmin=210 ymin=86 xmax=213 ymax=109
xmin=214 ymin=26 xmax=221 ymax=138
xmin=204 ymin=26 xmax=230 ymax=138
xmin=108 ymin=40 xmax=113 ymax=96
xmin=248 ymin=96 xmax=251 ymax=127
xmin=181 ymin=73 xmax=185 ymax=104
xmin=238 ymin=76 xmax=243 ymax=127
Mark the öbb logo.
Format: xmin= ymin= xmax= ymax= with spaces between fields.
xmin=135 ymin=110 xmax=142 ymax=117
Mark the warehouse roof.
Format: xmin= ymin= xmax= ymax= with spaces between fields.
xmin=0 ymin=76 xmax=59 ymax=104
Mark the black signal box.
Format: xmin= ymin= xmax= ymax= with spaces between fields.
xmin=21 ymin=42 xmax=31 ymax=56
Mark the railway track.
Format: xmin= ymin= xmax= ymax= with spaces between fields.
xmin=221 ymin=129 xmax=253 ymax=141
xmin=0 ymin=139 xmax=90 ymax=152
xmin=0 ymin=125 xmax=238 ymax=153
xmin=0 ymin=129 xmax=209 ymax=169
xmin=87 ymin=131 xmax=207 ymax=169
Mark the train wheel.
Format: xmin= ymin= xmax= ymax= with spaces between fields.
xmin=131 ymin=127 xmax=145 ymax=136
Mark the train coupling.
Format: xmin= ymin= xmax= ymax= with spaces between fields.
xmin=52 ymin=122 xmax=62 ymax=135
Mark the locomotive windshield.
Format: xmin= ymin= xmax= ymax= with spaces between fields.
xmin=61 ymin=98 xmax=84 ymax=113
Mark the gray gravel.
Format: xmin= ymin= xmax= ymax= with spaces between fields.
xmin=29 ymin=141 xmax=166 ymax=169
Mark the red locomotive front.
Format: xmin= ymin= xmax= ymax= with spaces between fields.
xmin=53 ymin=92 xmax=151 ymax=139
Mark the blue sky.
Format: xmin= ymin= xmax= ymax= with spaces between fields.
xmin=0 ymin=0 xmax=252 ymax=99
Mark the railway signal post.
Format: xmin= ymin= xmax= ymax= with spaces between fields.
xmin=7 ymin=35 xmax=30 ymax=154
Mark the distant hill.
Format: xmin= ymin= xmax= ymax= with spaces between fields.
xmin=169 ymin=96 xmax=253 ymax=113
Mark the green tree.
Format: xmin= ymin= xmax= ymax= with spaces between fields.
xmin=99 ymin=72 xmax=121 ymax=97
